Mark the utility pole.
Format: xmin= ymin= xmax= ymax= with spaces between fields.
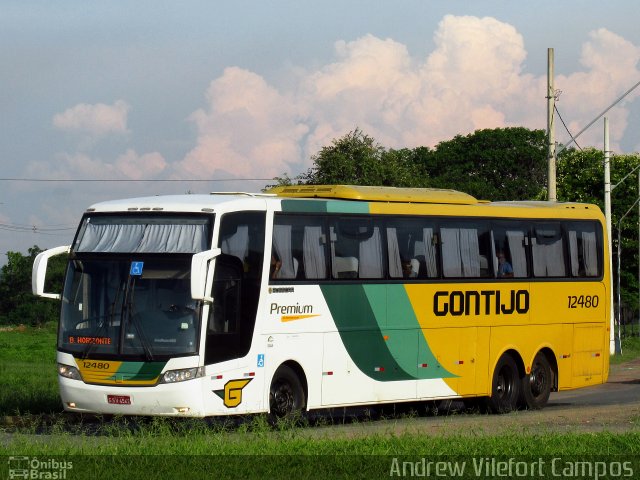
xmin=604 ymin=118 xmax=616 ymax=354
xmin=547 ymin=48 xmax=556 ymax=201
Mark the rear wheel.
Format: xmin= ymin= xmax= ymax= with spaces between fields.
xmin=486 ymin=354 xmax=520 ymax=413
xmin=269 ymin=365 xmax=306 ymax=419
xmin=521 ymin=352 xmax=552 ymax=410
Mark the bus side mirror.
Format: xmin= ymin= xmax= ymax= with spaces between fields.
xmin=191 ymin=248 xmax=221 ymax=303
xmin=32 ymin=245 xmax=70 ymax=299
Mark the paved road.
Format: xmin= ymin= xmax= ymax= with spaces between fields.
xmin=549 ymin=358 xmax=640 ymax=407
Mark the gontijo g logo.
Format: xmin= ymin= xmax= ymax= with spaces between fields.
xmin=213 ymin=378 xmax=253 ymax=408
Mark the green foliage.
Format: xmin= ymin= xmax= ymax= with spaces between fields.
xmin=294 ymin=128 xmax=429 ymax=187
xmin=285 ymin=127 xmax=547 ymax=201
xmin=425 ymin=127 xmax=548 ymax=200
xmin=558 ymin=148 xmax=640 ymax=318
xmin=0 ymin=246 xmax=66 ymax=326
xmin=610 ymin=336 xmax=640 ymax=365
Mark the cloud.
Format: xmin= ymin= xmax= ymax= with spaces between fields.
xmin=175 ymin=67 xmax=308 ymax=179
xmin=176 ymin=20 xmax=536 ymax=181
xmin=556 ymin=28 xmax=640 ymax=148
xmin=176 ymin=16 xmax=640 ymax=182
xmin=25 ymin=149 xmax=166 ymax=181
xmin=53 ymin=100 xmax=130 ymax=136
xmin=115 ymin=149 xmax=167 ymax=180
xmin=42 ymin=16 xmax=640 ymax=185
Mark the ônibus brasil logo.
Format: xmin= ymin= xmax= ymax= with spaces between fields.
xmin=8 ymin=457 xmax=73 ymax=479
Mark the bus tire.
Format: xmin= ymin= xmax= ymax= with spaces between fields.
xmin=486 ymin=354 xmax=520 ymax=413
xmin=269 ymin=364 xmax=306 ymax=419
xmin=521 ymin=352 xmax=552 ymax=410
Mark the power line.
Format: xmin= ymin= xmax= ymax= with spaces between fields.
xmin=555 ymin=105 xmax=582 ymax=151
xmin=0 ymin=223 xmax=76 ymax=236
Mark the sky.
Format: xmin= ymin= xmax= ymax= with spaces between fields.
xmin=2 ymin=1 xmax=640 ymax=264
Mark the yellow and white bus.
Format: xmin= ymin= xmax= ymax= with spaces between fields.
xmin=33 ymin=185 xmax=610 ymax=416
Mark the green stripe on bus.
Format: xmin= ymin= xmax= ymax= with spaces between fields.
xmin=321 ymin=284 xmax=454 ymax=381
xmin=380 ymin=285 xmax=454 ymax=380
xmin=320 ymin=284 xmax=413 ymax=381
xmin=128 ymin=361 xmax=166 ymax=380
xmin=281 ymin=199 xmax=328 ymax=213
xmin=107 ymin=361 xmax=166 ymax=381
xmin=281 ymin=199 xmax=370 ymax=214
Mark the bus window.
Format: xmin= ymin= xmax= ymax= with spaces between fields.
xmin=386 ymin=217 xmax=439 ymax=279
xmin=491 ymin=223 xmax=529 ymax=278
xmin=272 ymin=215 xmax=328 ymax=280
xmin=441 ymin=221 xmax=492 ymax=278
xmin=567 ymin=222 xmax=601 ymax=277
xmin=532 ymin=223 xmax=567 ymax=277
xmin=330 ymin=217 xmax=383 ymax=279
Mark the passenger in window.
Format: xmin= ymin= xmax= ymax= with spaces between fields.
xmin=270 ymin=251 xmax=282 ymax=279
xmin=401 ymin=257 xmax=418 ymax=278
xmin=497 ymin=251 xmax=514 ymax=278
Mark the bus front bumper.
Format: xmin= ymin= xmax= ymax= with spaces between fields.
xmin=58 ymin=376 xmax=207 ymax=417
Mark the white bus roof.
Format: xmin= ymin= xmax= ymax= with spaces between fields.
xmin=84 ymin=194 xmax=272 ymax=213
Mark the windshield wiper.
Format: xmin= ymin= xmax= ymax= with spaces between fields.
xmin=122 ymin=277 xmax=155 ymax=361
xmin=82 ymin=281 xmax=124 ymax=360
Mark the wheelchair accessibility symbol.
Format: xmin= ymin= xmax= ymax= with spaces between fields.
xmin=257 ymin=354 xmax=265 ymax=368
xmin=130 ymin=261 xmax=144 ymax=276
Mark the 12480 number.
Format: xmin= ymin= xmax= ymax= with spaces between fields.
xmin=567 ymin=295 xmax=599 ymax=309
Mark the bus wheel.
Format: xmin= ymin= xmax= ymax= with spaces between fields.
xmin=269 ymin=365 xmax=306 ymax=419
xmin=521 ymin=352 xmax=552 ymax=410
xmin=487 ymin=354 xmax=520 ymax=413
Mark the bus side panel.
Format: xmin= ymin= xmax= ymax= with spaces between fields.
xmin=529 ymin=281 xmax=607 ymax=389
xmin=321 ymin=331 xmax=374 ymax=406
xmin=416 ymin=327 xmax=478 ymax=397
xmin=571 ymin=324 xmax=606 ymax=387
xmin=472 ymin=326 xmax=491 ymax=396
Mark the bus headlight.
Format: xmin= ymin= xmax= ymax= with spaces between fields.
xmin=161 ymin=367 xmax=205 ymax=384
xmin=58 ymin=363 xmax=83 ymax=381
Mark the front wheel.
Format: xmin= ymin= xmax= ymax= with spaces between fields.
xmin=486 ymin=354 xmax=521 ymax=413
xmin=521 ymin=352 xmax=552 ymax=410
xmin=269 ymin=365 xmax=306 ymax=419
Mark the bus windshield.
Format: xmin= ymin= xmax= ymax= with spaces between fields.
xmin=58 ymin=213 xmax=212 ymax=359
xmin=60 ymin=257 xmax=200 ymax=359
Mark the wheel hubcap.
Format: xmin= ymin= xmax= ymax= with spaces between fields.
xmin=529 ymin=363 xmax=546 ymax=398
xmin=272 ymin=382 xmax=294 ymax=416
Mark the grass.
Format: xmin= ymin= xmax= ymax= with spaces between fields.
xmin=610 ymin=336 xmax=640 ymax=365
xmin=1 ymin=421 xmax=639 ymax=479
xmin=2 ymin=415 xmax=639 ymax=455
xmin=0 ymin=322 xmax=59 ymax=415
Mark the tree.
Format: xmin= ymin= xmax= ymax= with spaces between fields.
xmin=0 ymin=246 xmax=66 ymax=326
xmin=294 ymin=128 xmax=429 ymax=187
xmin=424 ymin=127 xmax=547 ymax=201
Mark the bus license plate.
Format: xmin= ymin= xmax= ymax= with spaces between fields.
xmin=107 ymin=395 xmax=131 ymax=405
